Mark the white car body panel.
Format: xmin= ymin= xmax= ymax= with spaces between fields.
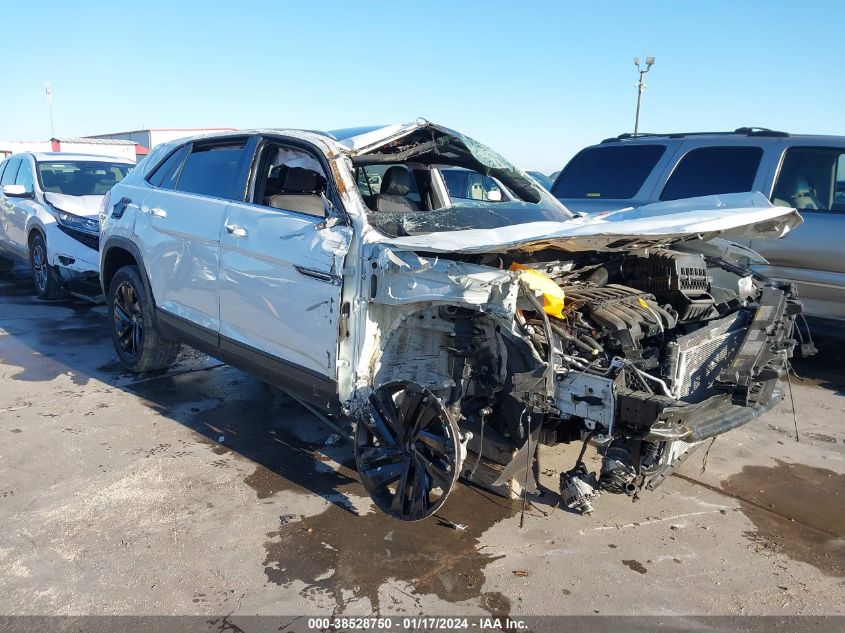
xmin=219 ymin=200 xmax=351 ymax=378
xmin=134 ymin=188 xmax=228 ymax=331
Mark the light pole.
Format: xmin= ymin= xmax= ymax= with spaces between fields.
xmin=633 ymin=56 xmax=655 ymax=135
xmin=45 ymin=81 xmax=55 ymax=138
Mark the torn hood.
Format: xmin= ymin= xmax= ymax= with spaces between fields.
xmin=366 ymin=192 xmax=803 ymax=254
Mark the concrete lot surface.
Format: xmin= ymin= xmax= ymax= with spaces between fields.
xmin=1 ymin=266 xmax=843 ymax=618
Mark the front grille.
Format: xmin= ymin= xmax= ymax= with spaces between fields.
xmin=665 ymin=311 xmax=749 ymax=401
xmin=57 ymin=225 xmax=99 ymax=251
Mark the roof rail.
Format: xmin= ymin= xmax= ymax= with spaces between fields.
xmin=733 ymin=127 xmax=790 ymax=137
xmin=600 ymin=132 xmax=663 ymax=143
xmin=601 ymin=127 xmax=790 ymax=143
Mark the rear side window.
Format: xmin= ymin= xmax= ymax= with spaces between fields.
xmin=1 ymin=159 xmax=20 ymax=186
xmin=147 ymin=145 xmax=189 ymax=189
xmin=551 ymin=145 xmax=666 ymax=199
xmin=772 ymin=146 xmax=845 ymax=212
xmin=176 ymin=142 xmax=248 ymax=200
xmin=660 ymin=146 xmax=763 ymax=201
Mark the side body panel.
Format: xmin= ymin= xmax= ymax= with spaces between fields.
xmin=218 ymin=201 xmax=350 ymax=380
xmin=134 ymin=187 xmax=229 ymax=331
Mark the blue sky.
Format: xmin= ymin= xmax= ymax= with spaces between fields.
xmin=2 ymin=1 xmax=841 ymax=172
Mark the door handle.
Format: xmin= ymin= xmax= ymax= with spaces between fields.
xmin=225 ymin=224 xmax=248 ymax=238
xmin=149 ymin=207 xmax=167 ymax=218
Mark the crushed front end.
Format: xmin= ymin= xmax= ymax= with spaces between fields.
xmin=336 ymin=121 xmax=807 ymax=521
xmin=354 ymin=243 xmax=806 ymax=519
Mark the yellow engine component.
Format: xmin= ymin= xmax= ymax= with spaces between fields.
xmin=510 ymin=263 xmax=565 ymax=319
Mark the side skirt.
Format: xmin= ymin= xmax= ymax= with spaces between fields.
xmin=155 ymin=308 xmax=340 ymax=414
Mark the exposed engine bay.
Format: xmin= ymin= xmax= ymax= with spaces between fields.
xmin=354 ymin=242 xmax=806 ymax=520
xmin=334 ymin=120 xmax=807 ymax=522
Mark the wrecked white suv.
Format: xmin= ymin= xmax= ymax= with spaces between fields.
xmin=100 ymin=121 xmax=806 ymax=521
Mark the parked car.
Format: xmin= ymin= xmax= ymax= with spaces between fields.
xmin=100 ymin=122 xmax=803 ymax=522
xmin=0 ymin=152 xmax=134 ymax=298
xmin=550 ymin=128 xmax=845 ymax=328
xmin=525 ymin=170 xmax=553 ymax=190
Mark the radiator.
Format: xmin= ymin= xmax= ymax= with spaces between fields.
xmin=665 ymin=311 xmax=749 ymax=401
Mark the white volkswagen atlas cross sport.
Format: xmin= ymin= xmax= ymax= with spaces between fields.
xmin=99 ymin=122 xmax=807 ymax=523
xmin=0 ymin=152 xmax=134 ymax=299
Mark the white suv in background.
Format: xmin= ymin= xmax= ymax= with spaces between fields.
xmin=0 ymin=152 xmax=134 ymax=299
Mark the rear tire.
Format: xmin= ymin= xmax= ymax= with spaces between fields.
xmin=108 ymin=265 xmax=180 ymax=372
xmin=29 ymin=233 xmax=67 ymax=300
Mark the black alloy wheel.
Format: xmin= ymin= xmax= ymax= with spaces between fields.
xmin=112 ymin=280 xmax=144 ymax=359
xmin=355 ymin=381 xmax=461 ymax=521
xmin=107 ymin=265 xmax=180 ymax=373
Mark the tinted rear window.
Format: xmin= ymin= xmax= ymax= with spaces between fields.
xmin=551 ymin=144 xmax=666 ymax=199
xmin=175 ymin=142 xmax=248 ymax=200
xmin=147 ymin=145 xmax=189 ymax=189
xmin=660 ymin=146 xmax=763 ymax=201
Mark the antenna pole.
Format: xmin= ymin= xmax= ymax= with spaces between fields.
xmin=45 ymin=82 xmax=55 ymax=138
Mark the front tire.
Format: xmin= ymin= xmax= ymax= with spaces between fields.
xmin=108 ymin=265 xmax=180 ymax=372
xmin=29 ymin=233 xmax=67 ymax=300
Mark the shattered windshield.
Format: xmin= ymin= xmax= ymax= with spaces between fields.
xmin=352 ymin=124 xmax=572 ymax=237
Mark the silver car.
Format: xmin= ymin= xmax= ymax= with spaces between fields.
xmin=551 ymin=129 xmax=845 ymax=330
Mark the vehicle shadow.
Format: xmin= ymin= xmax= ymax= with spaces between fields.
xmin=791 ymin=333 xmax=845 ymax=397
xmin=0 ymin=266 xmax=364 ymax=516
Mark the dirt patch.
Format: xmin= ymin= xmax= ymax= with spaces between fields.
xmin=621 ymin=559 xmax=647 ymax=574
xmin=263 ymin=483 xmax=516 ymax=615
xmin=722 ymin=459 xmax=845 ymax=577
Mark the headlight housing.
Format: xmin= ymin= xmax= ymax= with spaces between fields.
xmin=50 ymin=206 xmax=100 ymax=234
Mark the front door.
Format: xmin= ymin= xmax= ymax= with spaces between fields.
xmin=8 ymin=159 xmax=37 ymax=250
xmin=0 ymin=158 xmax=22 ymax=256
xmin=218 ymin=139 xmax=350 ymax=402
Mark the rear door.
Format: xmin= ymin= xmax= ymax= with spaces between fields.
xmin=134 ymin=137 xmax=253 ymax=333
xmin=218 ymin=136 xmax=350 ymax=402
xmin=750 ymin=143 xmax=845 ymax=321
